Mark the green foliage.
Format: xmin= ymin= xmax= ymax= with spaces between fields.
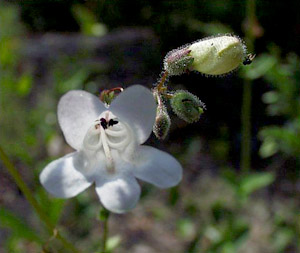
xmin=222 ymin=169 xmax=275 ymax=201
xmin=254 ymin=52 xmax=300 ymax=158
xmin=35 ymin=189 xmax=66 ymax=225
xmin=99 ymin=208 xmax=110 ymax=222
xmin=0 ymin=208 xmax=42 ymax=252
xmin=0 ymin=208 xmax=41 ymax=243
xmin=72 ymin=4 xmax=107 ymax=37
xmin=106 ymin=235 xmax=122 ymax=253
xmin=239 ymin=172 xmax=275 ymax=196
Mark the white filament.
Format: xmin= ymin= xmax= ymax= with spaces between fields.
xmin=100 ymin=126 xmax=115 ymax=173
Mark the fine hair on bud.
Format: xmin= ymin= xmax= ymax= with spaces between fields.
xmin=163 ymin=47 xmax=194 ymax=76
xmin=153 ymin=106 xmax=171 ymax=140
xmin=188 ymin=34 xmax=247 ymax=76
xmin=170 ymin=90 xmax=205 ymax=123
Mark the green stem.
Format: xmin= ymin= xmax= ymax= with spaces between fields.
xmin=241 ymin=0 xmax=256 ymax=174
xmin=156 ymin=71 xmax=169 ymax=91
xmin=0 ymin=146 xmax=80 ymax=253
xmin=100 ymin=209 xmax=110 ymax=253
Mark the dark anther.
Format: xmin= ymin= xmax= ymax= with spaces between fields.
xmin=108 ymin=119 xmax=118 ymax=127
xmin=100 ymin=118 xmax=108 ymax=129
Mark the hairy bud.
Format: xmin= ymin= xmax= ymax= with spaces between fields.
xmin=163 ymin=48 xmax=194 ymax=76
xmin=100 ymin=87 xmax=123 ymax=105
xmin=188 ymin=35 xmax=246 ymax=75
xmin=153 ymin=107 xmax=171 ymax=140
xmin=170 ymin=90 xmax=204 ymax=123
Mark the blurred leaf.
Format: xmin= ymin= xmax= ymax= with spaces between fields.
xmin=259 ymin=137 xmax=279 ymax=158
xmin=211 ymin=202 xmax=232 ymax=222
xmin=186 ymin=19 xmax=232 ymax=35
xmin=36 ymin=189 xmax=65 ymax=225
xmin=106 ymin=235 xmax=122 ymax=253
xmin=239 ymin=172 xmax=275 ymax=196
xmin=99 ymin=207 xmax=110 ymax=222
xmin=262 ymin=91 xmax=279 ymax=104
xmin=210 ymin=140 xmax=229 ymax=161
xmin=0 ymin=208 xmax=41 ymax=242
xmin=259 ymin=125 xmax=300 ymax=157
xmin=56 ymin=68 xmax=90 ymax=94
xmin=240 ymin=53 xmax=277 ymax=80
xmin=169 ymin=186 xmax=180 ymax=206
xmin=273 ymin=228 xmax=295 ymax=252
xmin=177 ymin=218 xmax=196 ymax=239
xmin=72 ymin=4 xmax=107 ymax=37
xmin=205 ymin=226 xmax=222 ymax=243
xmin=16 ymin=72 xmax=33 ymax=96
xmin=221 ymin=168 xmax=239 ymax=189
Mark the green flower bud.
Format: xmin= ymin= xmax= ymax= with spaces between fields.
xmin=153 ymin=106 xmax=171 ymax=140
xmin=170 ymin=90 xmax=204 ymax=123
xmin=163 ymin=47 xmax=194 ymax=76
xmin=188 ymin=35 xmax=247 ymax=76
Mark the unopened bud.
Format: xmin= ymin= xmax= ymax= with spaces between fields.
xmin=170 ymin=90 xmax=204 ymax=123
xmin=153 ymin=107 xmax=171 ymax=140
xmin=163 ymin=48 xmax=194 ymax=76
xmin=188 ymin=35 xmax=247 ymax=75
xmin=100 ymin=87 xmax=123 ymax=105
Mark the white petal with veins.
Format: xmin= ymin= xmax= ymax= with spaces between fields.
xmin=40 ymin=152 xmax=92 ymax=198
xmin=95 ymin=173 xmax=141 ymax=213
xmin=109 ymin=85 xmax=157 ymax=144
xmin=133 ymin=146 xmax=183 ymax=188
xmin=58 ymin=90 xmax=106 ymax=150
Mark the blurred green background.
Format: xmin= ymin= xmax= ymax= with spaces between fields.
xmin=0 ymin=0 xmax=299 ymax=252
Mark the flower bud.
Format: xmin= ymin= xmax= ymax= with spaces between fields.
xmin=100 ymin=87 xmax=123 ymax=105
xmin=163 ymin=48 xmax=194 ymax=76
xmin=170 ymin=90 xmax=204 ymax=123
xmin=188 ymin=35 xmax=246 ymax=75
xmin=153 ymin=106 xmax=171 ymax=140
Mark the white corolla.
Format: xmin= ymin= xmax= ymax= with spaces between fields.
xmin=40 ymin=85 xmax=182 ymax=213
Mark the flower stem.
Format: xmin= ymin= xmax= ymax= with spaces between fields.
xmin=0 ymin=146 xmax=80 ymax=253
xmin=156 ymin=71 xmax=169 ymax=91
xmin=241 ymin=0 xmax=256 ymax=174
xmin=99 ymin=208 xmax=110 ymax=253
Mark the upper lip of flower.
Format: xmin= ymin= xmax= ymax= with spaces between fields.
xmin=40 ymin=85 xmax=183 ymax=213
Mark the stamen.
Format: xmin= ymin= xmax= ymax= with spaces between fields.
xmin=100 ymin=118 xmax=108 ymax=129
xmin=108 ymin=119 xmax=118 ymax=126
xmin=100 ymin=126 xmax=115 ymax=173
xmin=83 ymin=112 xmax=134 ymax=174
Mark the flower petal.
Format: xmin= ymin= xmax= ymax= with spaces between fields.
xmin=40 ymin=152 xmax=92 ymax=198
xmin=95 ymin=173 xmax=141 ymax=213
xmin=133 ymin=146 xmax=182 ymax=188
xmin=109 ymin=85 xmax=156 ymax=144
xmin=58 ymin=90 xmax=107 ymax=150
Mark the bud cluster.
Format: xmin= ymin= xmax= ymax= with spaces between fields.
xmin=152 ymin=34 xmax=252 ymax=140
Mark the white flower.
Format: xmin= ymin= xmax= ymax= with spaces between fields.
xmin=40 ymin=85 xmax=182 ymax=213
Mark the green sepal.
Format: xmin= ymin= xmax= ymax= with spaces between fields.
xmin=170 ymin=90 xmax=205 ymax=123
